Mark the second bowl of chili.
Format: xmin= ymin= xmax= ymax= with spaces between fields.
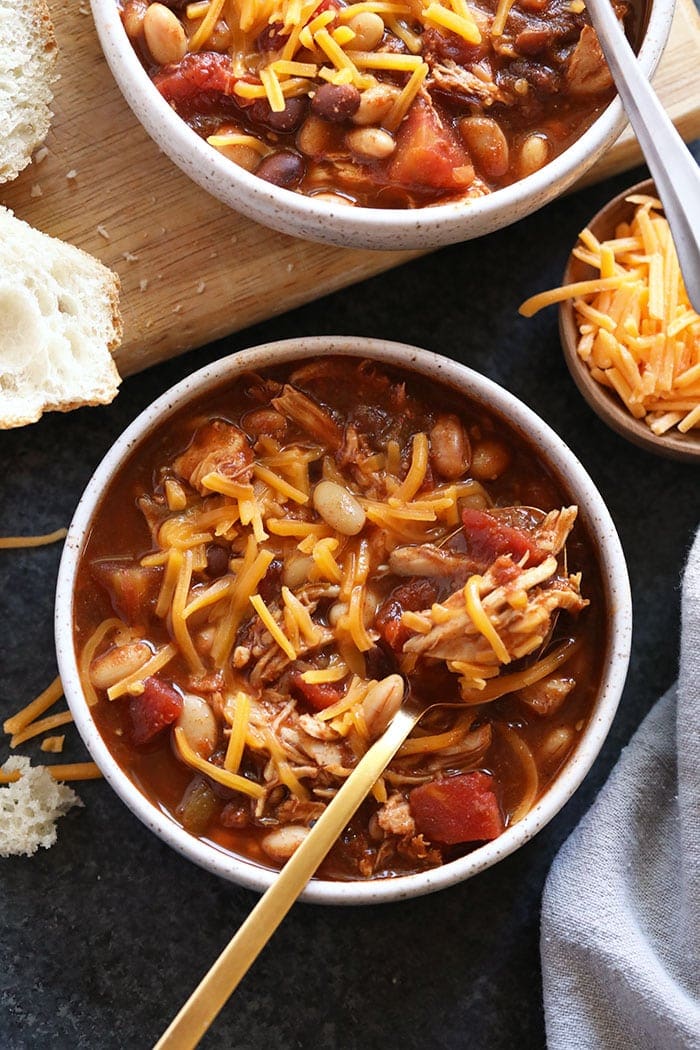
xmin=90 ymin=0 xmax=674 ymax=248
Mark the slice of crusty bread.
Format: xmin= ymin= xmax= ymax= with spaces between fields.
xmin=0 ymin=207 xmax=123 ymax=428
xmin=0 ymin=757 xmax=82 ymax=857
xmin=0 ymin=0 xmax=58 ymax=184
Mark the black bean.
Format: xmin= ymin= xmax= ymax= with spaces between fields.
xmin=256 ymin=150 xmax=305 ymax=188
xmin=205 ymin=543 xmax=229 ymax=578
xmin=310 ymin=83 xmax=361 ymax=123
xmin=256 ymin=21 xmax=287 ymax=51
xmin=248 ymin=96 xmax=308 ymax=133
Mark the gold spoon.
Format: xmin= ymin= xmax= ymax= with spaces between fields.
xmin=156 ymin=509 xmax=566 ymax=1047
xmin=154 ymin=677 xmax=466 ymax=1050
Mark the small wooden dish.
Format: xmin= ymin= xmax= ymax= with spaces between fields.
xmin=559 ymin=178 xmax=700 ymax=462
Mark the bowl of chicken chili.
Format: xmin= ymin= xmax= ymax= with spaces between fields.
xmin=90 ymin=0 xmax=673 ymax=247
xmin=56 ymin=338 xmax=631 ymax=903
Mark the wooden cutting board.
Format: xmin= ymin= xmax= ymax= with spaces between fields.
xmin=2 ymin=0 xmax=700 ymax=377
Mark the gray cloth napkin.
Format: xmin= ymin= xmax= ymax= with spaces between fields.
xmin=541 ymin=529 xmax=700 ymax=1050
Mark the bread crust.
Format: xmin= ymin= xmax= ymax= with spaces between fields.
xmin=0 ymin=0 xmax=59 ymax=183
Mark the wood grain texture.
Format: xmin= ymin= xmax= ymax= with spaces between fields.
xmin=1 ymin=0 xmax=699 ymax=377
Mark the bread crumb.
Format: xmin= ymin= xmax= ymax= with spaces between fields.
xmin=196 ymin=280 xmax=206 ymax=294
xmin=139 ymin=278 xmax=149 ymax=292
xmin=122 ymin=251 xmax=140 ymax=262
xmin=173 ymin=303 xmax=183 ymax=313
xmin=34 ymin=146 xmax=49 ymax=165
xmin=30 ymin=184 xmax=43 ymax=198
xmin=0 ymin=757 xmax=82 ymax=857
xmin=96 ymin=225 xmax=110 ymax=240
xmin=66 ymin=169 xmax=78 ymax=181
xmin=287 ymin=262 xmax=294 ymax=272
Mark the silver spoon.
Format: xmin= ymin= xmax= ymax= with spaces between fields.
xmin=583 ymin=0 xmax=700 ymax=311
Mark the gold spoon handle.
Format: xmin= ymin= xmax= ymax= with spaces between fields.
xmin=154 ymin=702 xmax=420 ymax=1050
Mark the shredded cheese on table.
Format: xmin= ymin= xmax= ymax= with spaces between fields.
xmin=0 ymin=528 xmax=67 ymax=549
xmin=519 ymin=196 xmax=700 ymax=436
xmin=4 ymin=675 xmax=64 ymax=735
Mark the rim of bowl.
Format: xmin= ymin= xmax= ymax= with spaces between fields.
xmin=55 ymin=336 xmax=632 ymax=905
xmin=88 ymin=0 xmax=675 ymax=250
xmin=559 ymin=177 xmax=700 ymax=463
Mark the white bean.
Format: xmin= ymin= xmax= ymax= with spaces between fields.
xmin=345 ymin=11 xmax=385 ymax=50
xmin=362 ymin=675 xmax=404 ymax=739
xmin=346 ymin=126 xmax=396 ymax=160
xmin=261 ymin=825 xmax=310 ymax=863
xmin=143 ymin=3 xmax=187 ymax=66
xmin=282 ymin=553 xmax=315 ymax=590
xmin=122 ymin=0 xmax=148 ymax=39
xmin=177 ymin=693 xmax=218 ymax=758
xmin=328 ymin=601 xmax=348 ymax=627
xmin=311 ymin=192 xmax=356 ymax=207
xmin=90 ymin=641 xmax=151 ymax=691
xmin=313 ymin=480 xmax=366 ymax=535
xmin=470 ymin=439 xmax=511 ymax=480
xmin=211 ymin=141 xmax=262 ymax=172
xmin=540 ymin=726 xmax=575 ymax=766
xmin=352 ymin=84 xmax=401 ymax=126
xmin=519 ymin=134 xmax=549 ymax=177
xmin=458 ymin=116 xmax=510 ymax=179
xmin=430 ymin=414 xmax=471 ymax=480
xmin=297 ymin=115 xmax=334 ymax=158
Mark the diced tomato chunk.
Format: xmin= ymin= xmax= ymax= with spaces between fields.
xmin=129 ymin=676 xmax=183 ymax=746
xmin=409 ymin=771 xmax=504 ymax=844
xmin=289 ymin=672 xmax=344 ymax=712
xmin=91 ymin=560 xmax=162 ymax=626
xmin=153 ymin=52 xmax=239 ymax=103
xmin=388 ymin=100 xmax=474 ymax=194
xmin=375 ymin=578 xmax=439 ymax=651
xmin=461 ymin=507 xmax=547 ymax=568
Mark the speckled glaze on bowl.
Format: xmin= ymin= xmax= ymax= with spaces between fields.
xmin=55 ymin=337 xmax=632 ymax=905
xmin=89 ymin=0 xmax=674 ymax=250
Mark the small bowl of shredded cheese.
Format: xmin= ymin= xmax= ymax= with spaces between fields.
xmin=520 ymin=178 xmax=700 ymax=461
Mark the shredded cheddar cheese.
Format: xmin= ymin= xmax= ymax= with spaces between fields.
xmin=46 ymin=763 xmax=103 ymax=782
xmin=40 ymin=736 xmax=65 ymax=754
xmin=224 ymin=691 xmax=252 ymax=774
xmin=10 ymin=711 xmax=74 ymax=749
xmin=0 ymin=528 xmax=67 ymax=549
xmin=4 ymin=675 xmax=64 ymax=735
xmin=464 ymin=575 xmax=510 ymax=664
xmin=250 ymin=592 xmax=297 ymax=660
xmin=520 ymin=196 xmax=700 ymax=436
xmin=174 ymin=727 xmax=265 ymax=797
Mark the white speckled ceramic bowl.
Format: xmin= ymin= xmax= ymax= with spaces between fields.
xmin=90 ymin=0 xmax=674 ymax=250
xmin=55 ymin=336 xmax=632 ymax=904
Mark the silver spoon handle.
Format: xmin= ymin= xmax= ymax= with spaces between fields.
xmin=585 ymin=0 xmax=700 ymax=311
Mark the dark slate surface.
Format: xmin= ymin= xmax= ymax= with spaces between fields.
xmin=2 ymin=147 xmax=699 ymax=1050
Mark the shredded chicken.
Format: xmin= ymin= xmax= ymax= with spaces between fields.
xmin=272 ymin=385 xmax=343 ymax=450
xmin=565 ymin=25 xmax=614 ymax=96
xmin=404 ymin=554 xmax=587 ymax=666
xmin=377 ymin=794 xmax=416 ymax=837
xmin=389 ymin=544 xmax=476 ymax=579
xmin=173 ymin=421 xmax=254 ymax=495
xmin=428 ymin=61 xmax=512 ymax=107
xmin=532 ymin=506 xmax=578 ymax=556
